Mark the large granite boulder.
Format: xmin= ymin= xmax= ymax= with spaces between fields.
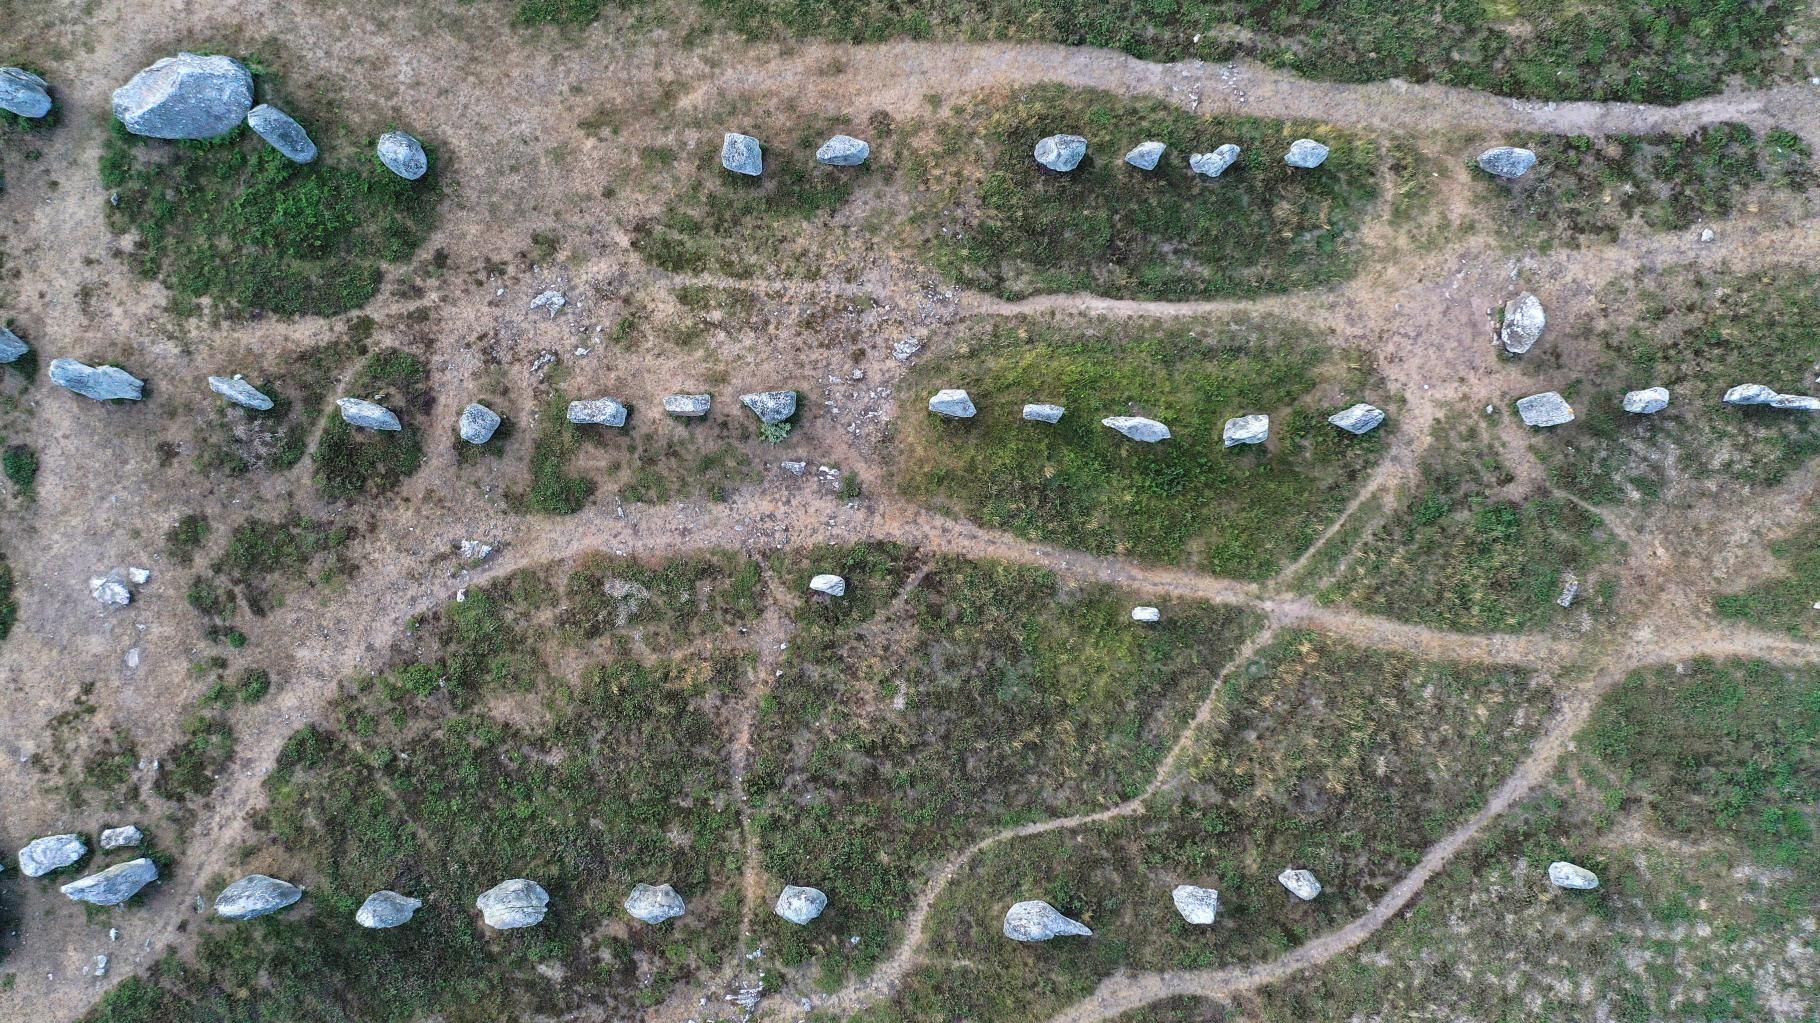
xmin=19 ymin=834 xmax=87 ymax=876
xmin=1223 ymin=414 xmax=1269 ymax=447
xmin=567 ymin=398 xmax=628 ymax=427
xmin=209 ymin=375 xmax=274 ymax=411
xmin=816 ymin=135 xmax=870 ymax=166
xmin=337 ymin=397 xmax=402 ymax=431
xmin=1278 ymin=868 xmax=1322 ymax=901
xmin=773 ymin=884 xmax=828 ymax=925
xmin=1501 ymin=293 xmax=1546 ymax=354
xmin=246 ymin=104 xmax=317 ymax=163
xmin=90 ymin=575 xmax=132 ymax=607
xmin=1023 ymin=403 xmax=1065 ymax=423
xmin=477 ymin=878 xmax=549 ymax=929
xmin=99 ymin=825 xmax=144 ymax=850
xmin=722 ymin=133 xmax=764 ymax=176
xmin=928 ymin=389 xmax=977 ymax=418
xmin=740 ymin=390 xmax=797 ymax=425
xmin=1002 ymin=900 xmax=1091 ymax=941
xmin=61 ymin=858 xmax=158 ymax=906
xmin=1102 ymin=416 xmax=1170 ymax=442
xmin=1621 ymin=387 xmax=1670 ymax=414
xmin=215 ymin=874 xmax=303 ymax=919
xmin=1171 ymin=885 xmax=1220 ymax=925
xmin=809 ymin=574 xmax=846 ymax=597
xmin=0 ymin=326 xmax=29 ymax=363
xmin=1477 ymin=146 xmax=1538 ymax=179
xmin=356 ymin=890 xmax=423 ymax=928
xmin=1516 ymin=391 xmax=1575 ymax=427
xmin=624 ymin=882 xmax=685 ymax=924
xmin=0 ymin=67 xmax=52 ymax=119
xmin=376 ymin=131 xmax=428 ymax=180
xmin=1284 ymin=139 xmax=1329 ymax=168
xmin=1034 ymin=134 xmax=1087 ymax=172
xmin=111 ymin=54 xmax=252 ymax=139
xmin=459 ymin=403 xmax=502 ymax=444
xmin=1723 ymin=383 xmax=1779 ymax=406
xmin=50 ymin=358 xmax=143 ymax=401
xmin=1328 ymin=403 xmax=1385 ymax=434
xmin=1547 ymin=861 xmax=1600 ymax=890
xmin=663 ymin=393 xmax=712 ymax=417
xmin=1124 ymin=141 xmax=1166 ymax=171
xmin=1190 ymin=144 xmax=1240 ymax=178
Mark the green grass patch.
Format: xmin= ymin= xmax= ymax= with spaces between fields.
xmin=899 ymin=316 xmax=1386 ymax=578
xmin=513 ymin=0 xmax=606 ymax=25
xmin=162 ymin=513 xmax=210 ymax=565
xmin=192 ymin=336 xmax=358 ymax=478
xmin=1713 ymin=515 xmax=1820 ymax=639
xmin=516 ymin=397 xmax=595 ymax=514
xmin=913 ymin=86 xmax=1380 ymax=300
xmin=213 ymin=513 xmax=354 ymax=616
xmin=0 ymin=556 xmax=15 ymax=643
xmin=153 ymin=711 xmax=235 ymax=803
xmin=2 ymin=443 xmax=35 ymax=497
xmin=312 ymin=349 xmax=429 ymax=500
xmin=513 ymin=392 xmax=760 ymax=513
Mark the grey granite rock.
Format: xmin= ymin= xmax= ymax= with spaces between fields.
xmin=50 ymin=358 xmax=143 ymax=401
xmin=1131 ymin=606 xmax=1160 ymax=623
xmin=215 ymin=874 xmax=303 ymax=920
xmin=1034 ymin=134 xmax=1087 ymax=172
xmin=1501 ymin=293 xmax=1546 ymax=355
xmin=459 ymin=403 xmax=502 ymax=444
xmin=1171 ymin=885 xmax=1220 ymax=925
xmin=1477 ymin=146 xmax=1538 ymax=179
xmin=1621 ymin=387 xmax=1670 ymax=414
xmin=774 ymin=884 xmax=828 ymax=925
xmin=816 ymin=135 xmax=870 ymax=166
xmin=567 ymin=398 xmax=628 ymax=427
xmin=1103 ymin=416 xmax=1170 ymax=442
xmin=663 ymin=393 xmax=712 ymax=417
xmin=1548 ymin=861 xmax=1600 ymax=890
xmin=0 ymin=68 xmax=52 ymax=119
xmin=740 ymin=390 xmax=797 ymax=425
xmin=624 ymin=882 xmax=685 ymax=924
xmin=1278 ymin=868 xmax=1322 ymax=901
xmin=376 ymin=131 xmax=428 ymax=180
xmin=99 ymin=826 xmax=143 ymax=851
xmin=1002 ymin=900 xmax=1091 ymax=941
xmin=1723 ymin=383 xmax=1779 ymax=406
xmin=209 ymin=375 xmax=274 ymax=411
xmin=90 ymin=575 xmax=132 ymax=607
xmin=337 ymin=397 xmax=402 ymax=431
xmin=809 ymin=574 xmax=846 ymax=597
xmin=356 ymin=890 xmax=423 ymax=928
xmin=1222 ymin=414 xmax=1269 ymax=447
xmin=721 ymin=132 xmax=764 ymax=176
xmin=1190 ymin=144 xmax=1240 ymax=178
xmin=1124 ymin=141 xmax=1166 ymax=170
xmin=1328 ymin=403 xmax=1385 ymax=434
xmin=111 ymin=54 xmax=252 ymax=139
xmin=0 ymin=326 xmax=28 ymax=364
xmin=477 ymin=878 xmax=549 ymax=929
xmin=1284 ymin=139 xmax=1329 ymax=168
xmin=20 ymin=834 xmax=87 ymax=876
xmin=246 ymin=104 xmax=317 ymax=163
xmin=1771 ymin=394 xmax=1820 ymax=411
xmin=928 ymin=389 xmax=977 ymax=418
xmin=1516 ymin=391 xmax=1575 ymax=427
xmin=1022 ymin=403 xmax=1065 ymax=423
xmin=61 ymin=858 xmax=158 ymax=906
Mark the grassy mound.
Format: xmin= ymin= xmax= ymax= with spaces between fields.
xmin=312 ymin=349 xmax=430 ymax=500
xmin=898 ymin=316 xmax=1386 ymax=578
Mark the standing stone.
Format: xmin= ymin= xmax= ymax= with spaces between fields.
xmin=1131 ymin=606 xmax=1160 ymax=624
xmin=1189 ymin=144 xmax=1241 ymax=178
xmin=356 ymin=890 xmax=423 ymax=928
xmin=1501 ymin=293 xmax=1546 ymax=355
xmin=49 ymin=359 xmax=144 ymax=401
xmin=928 ymin=389 xmax=977 ymax=418
xmin=1516 ymin=392 xmax=1575 ymax=427
xmin=246 ymin=104 xmax=317 ymax=163
xmin=376 ymin=131 xmax=429 ymax=180
xmin=111 ymin=54 xmax=252 ymax=140
xmin=1103 ymin=416 xmax=1171 ymax=443
xmin=1124 ymin=141 xmax=1166 ymax=171
xmin=1284 ymin=139 xmax=1329 ymax=168
xmin=567 ymin=398 xmax=628 ymax=427
xmin=0 ymin=68 xmax=52 ymax=119
xmin=740 ymin=390 xmax=797 ymax=425
xmin=1171 ymin=885 xmax=1220 ymax=925
xmin=1022 ymin=403 xmax=1065 ymax=423
xmin=1548 ymin=861 xmax=1600 ymax=890
xmin=216 ymin=874 xmax=303 ymax=919
xmin=1034 ymin=134 xmax=1088 ymax=172
xmin=209 ymin=375 xmax=275 ymax=411
xmin=1328 ymin=403 xmax=1385 ymax=435
xmin=91 ymin=575 xmax=132 ymax=607
xmin=1723 ymin=384 xmax=1779 ymax=406
xmin=1621 ymin=387 xmax=1670 ymax=414
xmin=0 ymin=326 xmax=30 ymax=363
xmin=809 ymin=574 xmax=846 ymax=597
xmin=99 ymin=826 xmax=144 ymax=851
xmin=458 ymin=403 xmax=502 ymax=444
xmin=816 ymin=135 xmax=870 ymax=166
xmin=1223 ymin=414 xmax=1269 ymax=447
xmin=624 ymin=882 xmax=685 ymax=924
xmin=60 ymin=858 xmax=158 ymax=906
xmin=1771 ymin=394 xmax=1820 ymax=411
xmin=663 ymin=393 xmax=712 ymax=417
xmin=477 ymin=879 xmax=549 ymax=929
xmin=1278 ymin=868 xmax=1322 ymax=901
xmin=1477 ymin=146 xmax=1538 ymax=179
xmin=773 ymin=885 xmax=828 ymax=925
xmin=721 ymin=133 xmax=764 ymax=176
xmin=19 ymin=834 xmax=87 ymax=877
xmin=1002 ymin=900 xmax=1091 ymax=941
xmin=337 ymin=397 xmax=402 ymax=432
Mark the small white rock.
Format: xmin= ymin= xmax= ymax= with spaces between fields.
xmin=1278 ymin=868 xmax=1321 ymax=901
xmin=809 ymin=574 xmax=846 ymax=598
xmin=1130 ymin=606 xmax=1160 ymax=624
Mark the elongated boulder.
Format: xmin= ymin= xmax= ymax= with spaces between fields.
xmin=91 ymin=575 xmax=132 ymax=607
xmin=1723 ymin=383 xmax=1778 ymax=406
xmin=624 ymin=882 xmax=685 ymax=924
xmin=1034 ymin=134 xmax=1087 ymax=172
xmin=50 ymin=358 xmax=143 ymax=401
xmin=477 ymin=878 xmax=548 ymax=929
xmin=1771 ymin=394 xmax=1820 ymax=411
xmin=337 ymin=397 xmax=401 ymax=431
xmin=1501 ymin=293 xmax=1546 ymax=355
xmin=1477 ymin=146 xmax=1538 ymax=179
xmin=459 ymin=403 xmax=502 ymax=444
xmin=1131 ymin=606 xmax=1160 ymax=624
xmin=209 ymin=375 xmax=274 ymax=411
xmin=1548 ymin=861 xmax=1600 ymax=890
xmin=1023 ymin=403 xmax=1065 ymax=423
xmin=567 ymin=398 xmax=628 ymax=427
xmin=664 ymin=393 xmax=712 ymax=417
xmin=1284 ymin=139 xmax=1329 ymax=168
xmin=809 ymin=574 xmax=846 ymax=597
xmin=1171 ymin=885 xmax=1220 ymax=925
xmin=356 ymin=890 xmax=423 ymax=928
xmin=1223 ymin=414 xmax=1269 ymax=447
xmin=816 ymin=135 xmax=870 ymax=166
xmin=722 ymin=133 xmax=763 ymax=176
xmin=1103 ymin=416 xmax=1170 ymax=442
xmin=928 ymin=389 xmax=976 ymax=418
xmin=1621 ymin=387 xmax=1670 ymax=414
xmin=61 ymin=858 xmax=158 ymax=906
xmin=376 ymin=131 xmax=428 ymax=180
xmin=111 ymin=54 xmax=252 ymax=139
xmin=740 ymin=390 xmax=797 ymax=425
xmin=1124 ymin=141 xmax=1166 ymax=171
xmin=216 ymin=874 xmax=303 ymax=919
xmin=774 ymin=884 xmax=828 ymax=925
xmin=1516 ymin=391 xmax=1575 ymax=428
xmin=1190 ymin=144 xmax=1240 ymax=178
xmin=99 ymin=825 xmax=144 ymax=850
xmin=20 ymin=834 xmax=87 ymax=877
xmin=0 ymin=67 xmax=52 ymax=119
xmin=0 ymin=326 xmax=30 ymax=363
xmin=1278 ymin=868 xmax=1322 ymax=901
xmin=246 ymin=104 xmax=317 ymax=163
xmin=1003 ymin=900 xmax=1090 ymax=941
xmin=1328 ymin=403 xmax=1385 ymax=435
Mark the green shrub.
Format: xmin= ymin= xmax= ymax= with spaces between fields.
xmin=2 ymin=444 xmax=36 ymax=497
xmin=163 ymin=513 xmax=210 ymax=564
xmin=0 ymin=558 xmax=15 ymax=642
xmin=312 ymin=350 xmax=430 ymax=500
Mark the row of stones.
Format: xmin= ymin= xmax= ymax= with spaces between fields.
xmin=922 ymin=387 xmax=1386 ymax=445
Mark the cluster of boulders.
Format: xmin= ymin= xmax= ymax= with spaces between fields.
xmin=721 ymin=132 xmax=872 ymax=176
xmin=562 ymin=389 xmax=798 ymax=430
xmin=926 ymin=388 xmax=1387 ymax=446
xmin=1040 ymin=135 xmax=1333 ymax=175
xmin=12 ymin=826 xmax=158 ymax=907
xmin=1723 ymin=383 xmax=1820 ymax=411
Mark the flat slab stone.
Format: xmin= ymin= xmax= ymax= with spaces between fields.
xmin=1124 ymin=141 xmax=1166 ymax=170
xmin=1131 ymin=606 xmax=1160 ymax=623
xmin=1328 ymin=403 xmax=1385 ymax=434
xmin=477 ymin=878 xmax=549 ymax=929
xmin=61 ymin=858 xmax=158 ymax=906
xmin=624 ymin=882 xmax=685 ymax=924
xmin=1477 ymin=146 xmax=1538 ymax=179
xmin=1023 ymin=403 xmax=1065 ymax=423
xmin=0 ymin=326 xmax=29 ymax=363
xmin=356 ymin=890 xmax=423 ymax=928
xmin=810 ymin=574 xmax=846 ymax=597
xmin=0 ymin=67 xmax=52 ymax=119
xmin=663 ymin=393 xmax=712 ymax=417
xmin=1771 ymin=394 xmax=1820 ymax=411
xmin=928 ymin=389 xmax=977 ymax=418
xmin=50 ymin=358 xmax=143 ymax=401
xmin=111 ymin=53 xmax=251 ymax=139
xmin=1516 ymin=391 xmax=1575 ymax=428
xmin=246 ymin=104 xmax=317 ymax=163
xmin=774 ymin=884 xmax=828 ymax=925
xmin=20 ymin=834 xmax=87 ymax=876
xmin=1171 ymin=885 xmax=1220 ymax=925
xmin=568 ymin=398 xmax=628 ymax=427
xmin=1548 ymin=861 xmax=1600 ymax=890
xmin=1103 ymin=416 xmax=1170 ymax=442
xmin=1223 ymin=414 xmax=1269 ymax=447
xmin=216 ymin=874 xmax=303 ymax=920
xmin=377 ymin=131 xmax=428 ymax=180
xmin=1034 ymin=134 xmax=1087 ymax=172
xmin=740 ymin=390 xmax=797 ymax=425
xmin=99 ymin=825 xmax=143 ymax=851
xmin=816 ymin=135 xmax=870 ymax=166
xmin=1621 ymin=387 xmax=1670 ymax=414
xmin=1003 ymin=900 xmax=1091 ymax=941
xmin=337 ymin=397 xmax=402 ymax=431
xmin=1190 ymin=144 xmax=1240 ymax=178
xmin=209 ymin=375 xmax=274 ymax=411
xmin=1723 ymin=383 xmax=1779 ymax=406
xmin=1278 ymin=868 xmax=1322 ymax=901
xmin=1284 ymin=139 xmax=1329 ymax=168
xmin=722 ymin=133 xmax=763 ymax=176
xmin=459 ymin=402 xmax=502 ymax=444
